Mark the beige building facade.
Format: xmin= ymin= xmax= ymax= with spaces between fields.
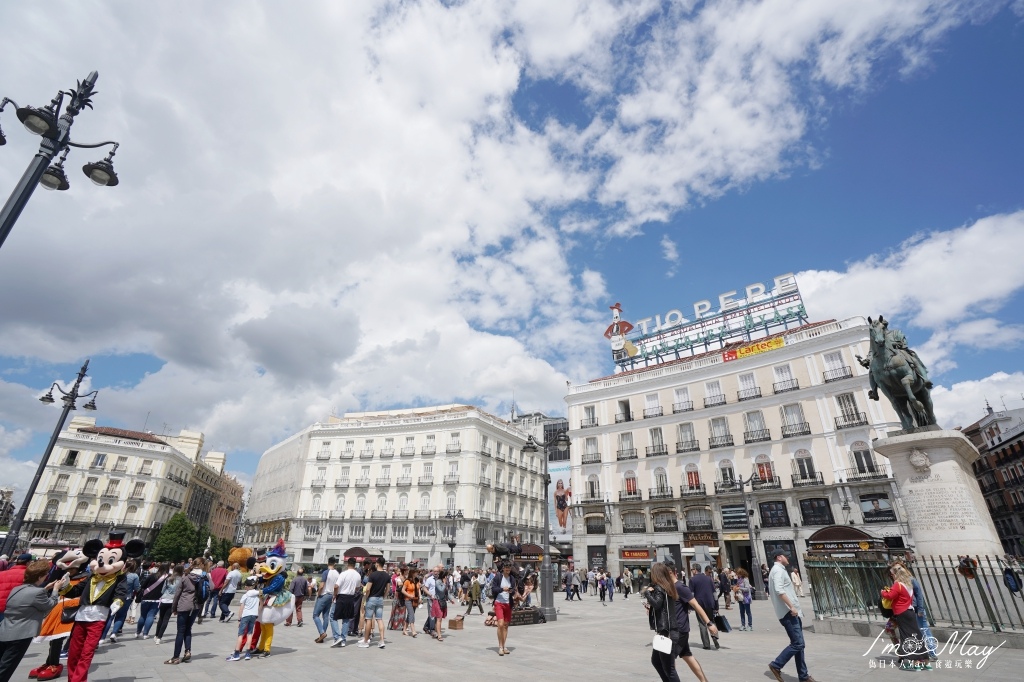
xmin=566 ymin=317 xmax=910 ymax=576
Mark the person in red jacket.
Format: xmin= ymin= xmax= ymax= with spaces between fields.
xmin=0 ymin=554 xmax=33 ymax=622
xmin=880 ymin=564 xmax=931 ymax=671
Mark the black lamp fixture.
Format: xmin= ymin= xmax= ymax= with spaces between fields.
xmin=0 ymin=72 xmax=122 ymax=253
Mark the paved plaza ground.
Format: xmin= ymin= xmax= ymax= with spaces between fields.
xmin=11 ymin=594 xmax=1024 ymax=681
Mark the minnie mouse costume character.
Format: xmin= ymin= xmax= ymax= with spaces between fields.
xmin=58 ymin=532 xmax=145 ymax=682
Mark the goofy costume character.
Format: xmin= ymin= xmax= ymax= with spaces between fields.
xmin=59 ymin=532 xmax=145 ymax=682
xmin=31 ymin=549 xmax=90 ymax=680
xmin=254 ymin=539 xmax=294 ymax=657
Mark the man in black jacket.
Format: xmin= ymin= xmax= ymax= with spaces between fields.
xmin=688 ymin=567 xmax=718 ymax=650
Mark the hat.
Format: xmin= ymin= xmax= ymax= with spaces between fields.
xmin=217 ymin=560 xmax=224 ymax=567
xmin=16 ymin=553 xmax=32 ymax=564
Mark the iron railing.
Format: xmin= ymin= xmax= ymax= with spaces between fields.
xmin=704 ymin=394 xmax=727 ymax=408
xmin=582 ymin=452 xmax=602 ymax=464
xmin=676 ymin=440 xmax=700 ymax=453
xmin=773 ymin=379 xmax=800 ymax=394
xmin=737 ymin=387 xmax=762 ymax=402
xmin=673 ymin=401 xmax=694 ymax=413
xmin=824 ymin=366 xmax=853 ymax=383
xmin=744 ymin=429 xmax=772 ymax=444
xmin=643 ymin=407 xmax=664 ymax=418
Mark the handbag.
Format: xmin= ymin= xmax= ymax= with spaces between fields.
xmin=60 ymin=605 xmax=79 ymax=624
xmin=714 ymin=614 xmax=732 ymax=633
xmin=652 ymin=633 xmax=674 ymax=653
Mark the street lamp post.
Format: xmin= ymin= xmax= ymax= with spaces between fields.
xmin=737 ymin=472 xmax=768 ymax=600
xmin=522 ymin=431 xmax=571 ymax=623
xmin=1 ymin=360 xmax=99 ymax=557
xmin=0 ymin=72 xmax=121 ymax=252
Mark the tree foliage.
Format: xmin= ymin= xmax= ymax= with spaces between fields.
xmin=149 ymin=513 xmax=196 ymax=563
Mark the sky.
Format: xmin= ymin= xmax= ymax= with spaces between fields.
xmin=1 ymin=1 xmax=1023 ymax=506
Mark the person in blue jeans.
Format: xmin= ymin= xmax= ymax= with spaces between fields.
xmin=135 ymin=563 xmax=168 ymax=639
xmin=910 ymin=575 xmax=938 ymax=660
xmin=735 ymin=568 xmax=753 ymax=630
xmin=767 ymin=553 xmax=816 ymax=682
xmin=313 ymin=558 xmax=340 ymax=644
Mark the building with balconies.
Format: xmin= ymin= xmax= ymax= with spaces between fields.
xmin=246 ymin=405 xmax=542 ymax=568
xmin=967 ymin=403 xmax=1024 ymax=556
xmin=566 ymin=315 xmax=909 ymax=576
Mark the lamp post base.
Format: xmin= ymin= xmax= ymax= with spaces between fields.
xmin=538 ymin=605 xmax=557 ymax=622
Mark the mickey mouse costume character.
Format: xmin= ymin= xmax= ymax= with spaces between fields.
xmin=58 ymin=532 xmax=145 ymax=682
xmin=31 ymin=549 xmax=90 ymax=681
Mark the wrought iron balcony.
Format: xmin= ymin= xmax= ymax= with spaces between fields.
xmin=643 ymin=406 xmax=664 ymax=418
xmin=359 ymin=448 xmax=375 ymax=459
xmin=581 ymin=418 xmax=599 ymax=428
xmin=311 ymin=478 xmax=327 ymax=488
xmin=101 ymin=490 xmax=119 ymax=499
xmin=578 ymin=492 xmax=604 ymax=504
xmin=380 ymin=448 xmax=395 ymax=459
xmin=494 ymin=481 xmax=505 ymax=491
xmin=617 ymin=448 xmax=638 ymax=461
xmin=371 ymin=510 xmax=388 ymax=519
xmin=792 ymin=472 xmax=825 ymax=487
xmin=622 ymin=524 xmax=647 ymax=534
xmin=824 ymin=366 xmax=853 ymax=383
xmin=582 ymin=452 xmax=602 ymax=464
xmin=737 ymin=387 xmax=762 ymax=402
xmin=835 ymin=412 xmax=869 ymax=429
xmin=396 ymin=476 xmax=412 ymax=486
xmin=673 ymin=401 xmax=694 ymax=413
xmin=401 ymin=446 xmax=416 ymax=457
xmin=414 ymin=509 xmax=432 ymax=518
xmin=418 ymin=476 xmax=434 ymax=486
xmin=686 ymin=521 xmax=714 ymax=531
xmin=744 ymin=429 xmax=772 ymax=444
xmin=413 ymin=536 xmax=431 ymax=543
xmin=375 ymin=477 xmax=391 ymax=487
xmin=113 ymin=464 xmax=128 ymax=472
xmin=615 ymin=412 xmax=634 ymax=423
xmin=714 ymin=480 xmax=742 ymax=494
xmin=444 ymin=475 xmax=460 ymax=485
xmin=48 ymin=485 xmax=69 ymax=494
xmin=782 ymin=422 xmax=811 ymax=438
xmin=392 ymin=510 xmax=409 ymax=519
xmin=316 ymin=451 xmax=331 ymax=461
xmin=330 ymin=510 xmax=345 ymax=518
xmin=585 ymin=522 xmax=606 ymax=534
xmin=645 ymin=444 xmax=669 ymax=457
xmin=704 ymin=394 xmax=727 ymax=408
xmin=340 ymin=450 xmax=354 ymax=459
xmin=676 ymin=440 xmax=700 ymax=453
xmin=773 ymin=379 xmax=800 ymax=394
xmin=446 ymin=443 xmax=462 ymax=453
xmin=421 ymin=446 xmax=436 ymax=456
xmin=619 ymin=490 xmax=643 ymax=502
xmin=350 ymin=510 xmax=366 ymax=518
xmin=709 ymin=434 xmax=734 ymax=449
xmin=842 ymin=464 xmax=892 ymax=482
xmin=354 ymin=478 xmax=371 ymax=487
xmin=653 ymin=521 xmax=679 ymax=532
xmin=478 ymin=476 xmax=491 ymax=487
xmin=481 ymin=446 xmax=492 ymax=457
xmin=335 ymin=478 xmax=350 ymax=488
xmin=648 ymin=486 xmax=674 ymax=500
xmin=681 ymin=484 xmax=707 ymax=497
xmin=751 ymin=475 xmax=782 ymax=490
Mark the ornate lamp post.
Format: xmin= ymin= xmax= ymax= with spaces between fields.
xmin=737 ymin=472 xmax=767 ymax=600
xmin=442 ymin=509 xmax=464 ymax=567
xmin=521 ymin=431 xmax=570 ymax=623
xmin=0 ymin=72 xmax=121 ymax=252
xmin=1 ymin=360 xmax=98 ymax=557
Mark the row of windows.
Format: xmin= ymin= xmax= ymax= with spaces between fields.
xmin=309 ymin=492 xmax=539 ymax=516
xmin=40 ymin=499 xmax=143 ymax=522
xmin=48 ymin=474 xmax=153 ymax=499
xmin=316 ymin=433 xmax=517 ymax=456
xmin=60 ymin=450 xmax=190 ymax=483
xmin=580 ymin=352 xmax=854 ymax=427
xmin=311 ymin=462 xmax=537 ymax=489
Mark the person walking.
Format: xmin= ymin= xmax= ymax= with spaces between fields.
xmin=908 ymin=567 xmax=938 ymax=662
xmin=761 ymin=564 xmax=769 ymax=593
xmin=735 ymin=568 xmax=753 ymax=631
xmin=622 ymin=570 xmax=632 ymax=599
xmin=717 ymin=568 xmax=732 ymax=610
xmin=598 ymin=573 xmax=607 ymax=602
xmin=205 ymin=561 xmax=228 ymax=620
xmin=422 ymin=566 xmax=438 ymax=637
xmin=314 ymin=557 xmax=340 ymax=643
xmin=587 ymin=569 xmax=597 ymax=596
xmin=882 ymin=564 xmax=931 ymax=671
xmin=607 ymin=571 xmax=614 ymax=602
xmin=767 ymin=553 xmax=816 ymax=682
xmin=0 ymin=561 xmax=58 ymax=682
xmin=428 ymin=567 xmax=451 ymax=642
xmin=491 ymin=562 xmax=515 ymax=656
xmin=688 ymin=567 xmax=717 ymax=650
xmin=219 ymin=562 xmax=241 ymax=622
xmin=154 ymin=565 xmax=180 ymax=645
xmin=359 ymin=558 xmax=389 ymax=649
xmin=225 ymin=576 xmax=260 ymax=661
xmin=401 ymin=568 xmax=421 ymax=637
xmin=331 ymin=557 xmax=362 ymax=647
xmin=465 ymin=572 xmax=484 ymax=614
xmin=135 ymin=563 xmax=167 ymax=639
xmin=643 ymin=563 xmax=689 ymax=682
xmin=665 ymin=562 xmax=717 ymax=682
xmin=285 ymin=567 xmax=308 ymax=627
xmin=165 ymin=559 xmax=203 ymax=665
xmin=791 ymin=568 xmax=804 ymax=598
xmin=571 ymin=570 xmax=583 ymax=601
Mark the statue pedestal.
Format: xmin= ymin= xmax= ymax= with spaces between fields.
xmin=873 ymin=430 xmax=1003 ymax=557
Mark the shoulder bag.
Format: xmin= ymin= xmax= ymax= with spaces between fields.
xmin=651 ymin=589 xmax=677 ymax=654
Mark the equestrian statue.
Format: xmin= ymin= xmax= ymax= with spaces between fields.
xmin=856 ymin=316 xmax=937 ymax=433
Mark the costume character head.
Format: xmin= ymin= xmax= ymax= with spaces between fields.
xmin=83 ymin=531 xmax=146 ymax=577
xmin=260 ymin=539 xmax=287 ymax=580
xmin=56 ymin=548 xmax=89 ymax=573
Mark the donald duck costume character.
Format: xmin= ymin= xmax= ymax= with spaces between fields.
xmin=254 ymin=539 xmax=294 ymax=657
xmin=58 ymin=532 xmax=145 ymax=682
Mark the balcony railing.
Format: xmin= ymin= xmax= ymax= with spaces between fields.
xmin=824 ymin=366 xmax=853 ymax=383
xmin=447 ymin=443 xmax=462 ymax=453
xmin=479 ymin=476 xmax=491 ymax=487
xmin=396 ymin=476 xmax=412 ymax=486
xmin=578 ymin=493 xmax=604 ymax=504
xmin=643 ymin=406 xmax=664 ymax=419
xmin=686 ymin=521 xmax=714 ymax=531
xmin=159 ymin=496 xmax=182 ymax=508
xmin=380 ymin=448 xmax=395 ymax=459
xmin=113 ymin=464 xmax=128 ymax=472
xmin=300 ymin=510 xmax=326 ymax=519
xmin=744 ymin=429 xmax=772 ymax=444
xmin=375 ymin=477 xmax=391 ymax=487
xmin=444 ymin=475 xmax=460 ymax=485
xmin=494 ymin=481 xmax=505 ymax=491
xmin=709 ymin=434 xmax=734 ymax=449
xmin=348 ymin=534 xmax=366 ymax=542
xmin=582 ymin=452 xmax=602 ymax=464
xmin=316 ymin=451 xmax=331 ymax=461
xmin=371 ymin=510 xmax=388 ymax=519
xmin=355 ymin=478 xmax=371 ymax=487
xmin=623 ymin=524 xmax=647 ymax=534
xmin=48 ymin=485 xmax=69 ymax=494
xmin=340 ymin=450 xmax=354 ymax=459
xmin=617 ymin=448 xmax=638 ymax=461
xmin=414 ymin=509 xmax=432 ymax=519
xmin=675 ymin=485 xmax=702 ymax=498
xmin=676 ymin=440 xmax=700 ymax=453
xmin=648 ymin=487 xmax=674 ymax=500
xmin=481 ymin=446 xmax=492 ymax=457
xmin=654 ymin=521 xmax=679 ymax=532
xmin=78 ymin=487 xmax=97 ymax=496
xmin=619 ymin=490 xmax=642 ymax=502
xmin=615 ymin=412 xmax=634 ymax=423
xmin=835 ymin=412 xmax=869 ymax=429
xmin=137 ymin=468 xmax=153 ymax=476
xmin=311 ymin=478 xmax=327 ymax=487
xmin=418 ymin=476 xmax=434 ymax=486
xmin=842 ymin=464 xmax=893 ymax=482
xmin=359 ymin=449 xmax=375 ymax=459
xmin=392 ymin=510 xmax=409 ymax=519
xmin=101 ymin=490 xmax=119 ymax=499
xmin=773 ymin=379 xmax=800 ymax=394
xmin=792 ymin=472 xmax=825 ymax=487
xmin=335 ymin=478 xmax=350 ymax=488
xmin=401 ymin=446 xmax=416 ymax=457
xmin=581 ymin=418 xmax=599 ymax=429
xmin=330 ymin=510 xmax=345 ymax=518
xmin=751 ymin=475 xmax=782 ymax=491
xmin=586 ymin=523 xmax=606 ymax=534
xmin=645 ymin=444 xmax=668 ymax=457
xmin=714 ymin=480 xmax=742 ymax=494
xmin=704 ymin=394 xmax=727 ymax=408
xmin=782 ymin=422 xmax=811 ymax=438
xmin=737 ymin=387 xmax=762 ymax=402
xmin=350 ymin=510 xmax=366 ymax=519
xmin=673 ymin=401 xmax=694 ymax=413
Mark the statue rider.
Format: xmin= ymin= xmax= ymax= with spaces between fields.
xmin=857 ymin=326 xmax=932 ymax=389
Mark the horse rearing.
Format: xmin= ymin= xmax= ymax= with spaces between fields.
xmin=866 ymin=316 xmax=937 ymax=432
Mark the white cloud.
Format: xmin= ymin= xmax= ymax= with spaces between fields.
xmin=660 ymin=234 xmax=680 ymax=278
xmin=931 ymin=371 xmax=1024 ymax=430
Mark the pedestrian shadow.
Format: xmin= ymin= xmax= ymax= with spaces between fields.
xmin=188 ymin=652 xmax=219 ymax=660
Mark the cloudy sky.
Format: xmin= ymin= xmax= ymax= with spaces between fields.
xmin=1 ymin=1 xmax=1022 ymax=503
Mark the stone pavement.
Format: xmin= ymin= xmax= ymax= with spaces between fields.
xmin=11 ymin=594 xmax=1024 ymax=681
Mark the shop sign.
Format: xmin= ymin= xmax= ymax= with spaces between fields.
xmin=809 ymin=540 xmax=885 ymax=553
xmin=684 ymin=532 xmax=718 ymax=546
xmin=515 ymin=553 xmax=542 ymax=561
xmin=722 ymin=336 xmax=785 ymax=362
xmin=722 ymin=533 xmax=749 ymax=541
xmin=621 ymin=548 xmax=653 ymax=560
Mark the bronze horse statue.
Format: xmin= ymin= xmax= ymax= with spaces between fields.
xmin=865 ymin=316 xmax=937 ymax=432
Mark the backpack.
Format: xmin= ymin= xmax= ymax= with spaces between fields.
xmin=191 ymin=573 xmax=209 ymax=602
xmin=1004 ymin=567 xmax=1022 ymax=595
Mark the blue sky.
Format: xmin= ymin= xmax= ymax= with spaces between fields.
xmin=1 ymin=1 xmax=1022 ymax=502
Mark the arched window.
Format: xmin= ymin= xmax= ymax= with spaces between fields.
xmin=718 ymin=459 xmax=735 ymax=483
xmin=124 ymin=505 xmax=138 ymax=523
xmin=335 ymin=495 xmax=346 ymax=511
xmin=312 ymin=494 xmax=322 ymax=510
xmin=685 ymin=507 xmax=712 ymax=530
xmin=755 ymin=454 xmax=774 ymax=481
xmin=478 ymin=494 xmax=486 ymax=511
xmin=356 ymin=494 xmax=366 ymax=511
xmin=73 ymin=501 xmax=89 ymax=521
xmin=850 ymin=441 xmax=876 ymax=473
xmin=43 ymin=499 xmax=59 ymax=520
xmin=419 ymin=493 xmax=431 ymax=510
xmin=398 ymin=493 xmax=409 ymax=510
xmin=793 ymin=449 xmax=815 ymax=479
xmin=624 ymin=471 xmax=637 ymax=494
xmin=684 ymin=463 xmax=701 ymax=490
xmin=653 ymin=467 xmax=669 ymax=491
xmin=376 ymin=494 xmax=387 ymax=510
xmin=446 ymin=492 xmax=456 ymax=511
xmin=97 ymin=503 xmax=111 ymax=523
xmin=586 ymin=474 xmax=601 ymax=496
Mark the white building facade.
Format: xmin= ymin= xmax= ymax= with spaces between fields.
xmin=566 ymin=316 xmax=911 ymax=577
xmin=246 ymin=405 xmax=544 ymax=568
xmin=23 ymin=417 xmax=197 ymax=548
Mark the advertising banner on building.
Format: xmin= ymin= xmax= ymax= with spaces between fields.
xmin=722 ymin=336 xmax=785 ymax=362
xmin=548 ymin=459 xmax=573 ymax=543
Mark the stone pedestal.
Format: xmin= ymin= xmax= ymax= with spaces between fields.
xmin=873 ymin=429 xmax=1003 ymax=557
